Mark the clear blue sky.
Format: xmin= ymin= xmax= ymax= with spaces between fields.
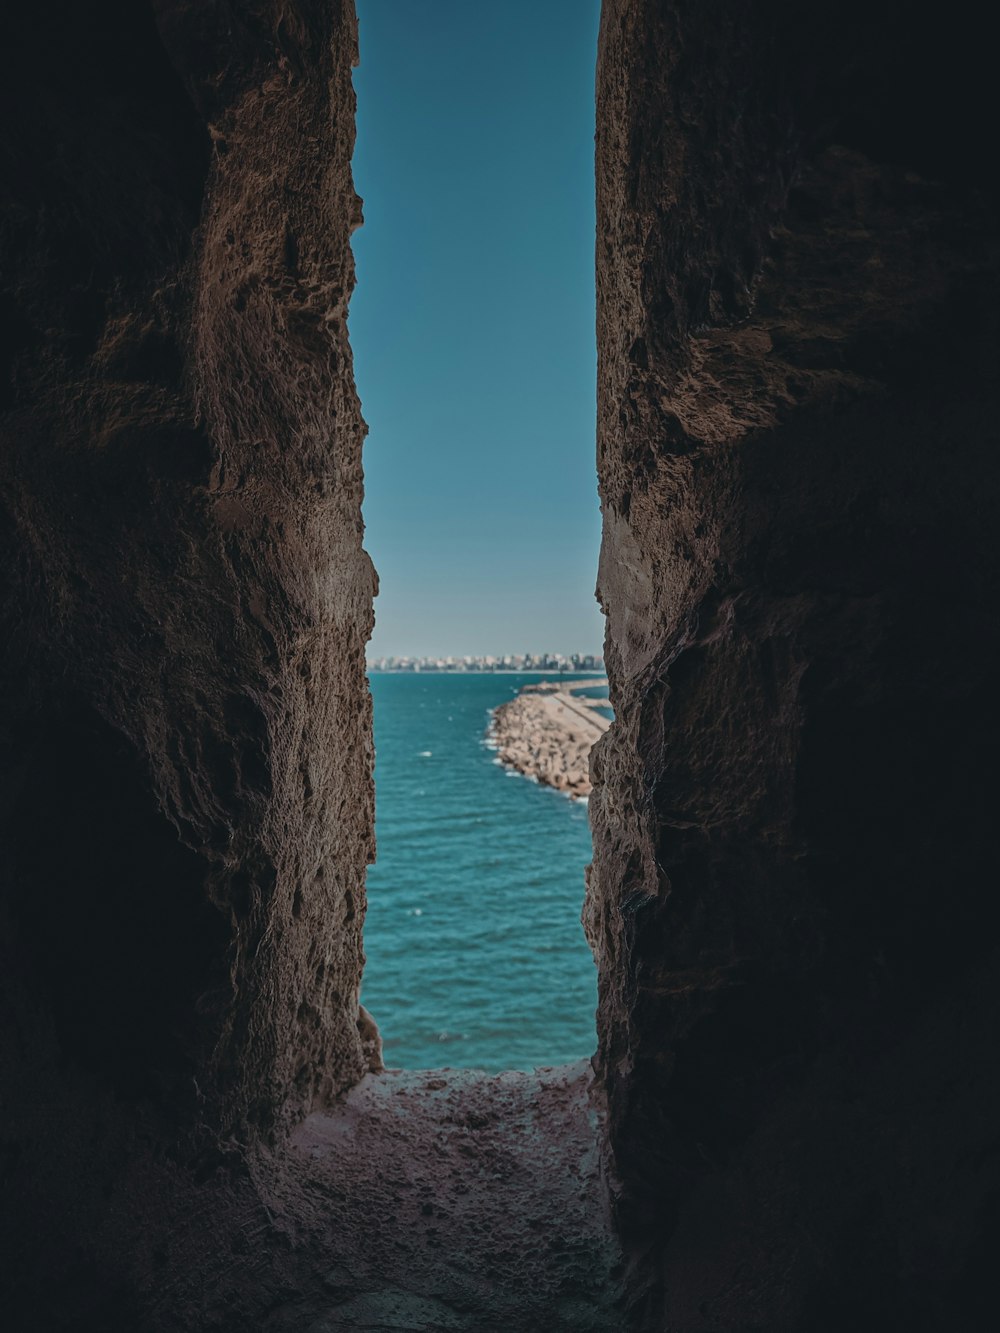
xmin=350 ymin=0 xmax=604 ymax=659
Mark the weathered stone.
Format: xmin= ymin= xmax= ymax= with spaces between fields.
xmin=1 ymin=0 xmax=375 ymax=1323
xmin=1 ymin=0 xmax=373 ymax=1133
xmin=589 ymin=1 xmax=1000 ymax=1327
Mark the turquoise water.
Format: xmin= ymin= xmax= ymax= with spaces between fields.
xmin=361 ymin=672 xmax=601 ymax=1071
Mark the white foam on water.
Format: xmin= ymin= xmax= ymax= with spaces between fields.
xmin=418 ymin=750 xmax=432 ymax=757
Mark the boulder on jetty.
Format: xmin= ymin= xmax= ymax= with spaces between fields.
xmin=489 ymin=681 xmax=611 ymax=798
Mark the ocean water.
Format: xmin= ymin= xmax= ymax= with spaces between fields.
xmin=361 ymin=672 xmax=602 ymax=1071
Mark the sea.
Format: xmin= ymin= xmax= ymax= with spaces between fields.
xmin=360 ymin=671 xmax=604 ymax=1072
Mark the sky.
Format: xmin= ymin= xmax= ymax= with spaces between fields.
xmin=350 ymin=0 xmax=604 ymax=660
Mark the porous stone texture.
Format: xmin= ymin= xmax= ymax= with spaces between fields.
xmin=1 ymin=0 xmax=376 ymax=1323
xmin=278 ymin=1063 xmax=623 ymax=1331
xmin=588 ymin=1 xmax=1000 ymax=1328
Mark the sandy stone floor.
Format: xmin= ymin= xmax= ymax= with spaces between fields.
xmin=263 ymin=1063 xmax=624 ymax=1331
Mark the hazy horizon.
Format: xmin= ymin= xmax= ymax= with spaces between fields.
xmin=367 ymin=650 xmax=605 ymax=665
xmin=350 ymin=0 xmax=604 ymax=660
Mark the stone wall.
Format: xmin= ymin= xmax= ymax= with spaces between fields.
xmin=0 ymin=1 xmax=374 ymax=1322
xmin=588 ymin=1 xmax=1000 ymax=1327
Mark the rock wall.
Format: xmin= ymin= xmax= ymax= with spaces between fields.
xmin=588 ymin=1 xmax=1000 ymax=1327
xmin=5 ymin=1 xmax=999 ymax=1328
xmin=0 ymin=1 xmax=374 ymax=1322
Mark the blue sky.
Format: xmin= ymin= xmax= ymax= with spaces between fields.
xmin=350 ymin=0 xmax=604 ymax=659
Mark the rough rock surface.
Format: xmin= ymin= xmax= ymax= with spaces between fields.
xmin=278 ymin=1064 xmax=623 ymax=1331
xmin=588 ymin=1 xmax=1000 ymax=1327
xmin=490 ymin=681 xmax=610 ymax=797
xmin=1 ymin=0 xmax=377 ymax=1323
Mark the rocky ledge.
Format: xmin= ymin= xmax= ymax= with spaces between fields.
xmin=286 ymin=1062 xmax=622 ymax=1329
xmin=488 ymin=680 xmax=611 ymax=799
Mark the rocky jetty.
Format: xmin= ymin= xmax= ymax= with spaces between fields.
xmin=489 ymin=680 xmax=611 ymax=798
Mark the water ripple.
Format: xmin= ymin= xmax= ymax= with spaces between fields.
xmin=361 ymin=672 xmax=602 ymax=1071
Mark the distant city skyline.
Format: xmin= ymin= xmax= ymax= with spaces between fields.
xmin=368 ymin=651 xmax=604 ymax=673
xmin=350 ymin=0 xmax=604 ymax=660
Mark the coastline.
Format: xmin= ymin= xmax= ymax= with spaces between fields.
xmin=487 ymin=679 xmax=611 ymax=799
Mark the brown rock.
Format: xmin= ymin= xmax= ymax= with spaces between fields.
xmin=589 ymin=1 xmax=1000 ymax=1328
xmin=1 ymin=1 xmax=376 ymax=1324
xmin=357 ymin=1003 xmax=384 ymax=1074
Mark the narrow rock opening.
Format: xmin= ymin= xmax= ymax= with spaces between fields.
xmin=3 ymin=2 xmax=998 ymax=1328
xmin=348 ymin=0 xmax=606 ymax=1075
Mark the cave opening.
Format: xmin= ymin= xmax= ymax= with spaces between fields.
xmin=4 ymin=0 xmax=996 ymax=1327
xmin=346 ymin=0 xmax=606 ymax=1073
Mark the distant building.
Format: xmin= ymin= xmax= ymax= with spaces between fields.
xmin=366 ymin=651 xmax=604 ymax=674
